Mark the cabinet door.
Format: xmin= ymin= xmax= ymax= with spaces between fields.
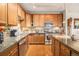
xmin=51 ymin=37 xmax=55 ymax=55
xmin=33 ymin=14 xmax=40 ymax=27
xmin=45 ymin=15 xmax=53 ymax=21
xmin=0 ymin=43 xmax=18 ymax=56
xmin=25 ymin=36 xmax=28 ymax=52
xmin=20 ymin=12 xmax=26 ymax=30
xmin=9 ymin=47 xmax=18 ymax=56
xmin=0 ymin=3 xmax=7 ymax=25
xmin=54 ymin=39 xmax=60 ymax=56
xmin=21 ymin=9 xmax=25 ymax=20
xmin=19 ymin=39 xmax=28 ymax=56
xmin=52 ymin=14 xmax=58 ymax=26
xmin=60 ymin=44 xmax=70 ymax=56
xmin=27 ymin=34 xmax=34 ymax=44
xmin=26 ymin=13 xmax=32 ymax=27
xmin=39 ymin=15 xmax=45 ymax=27
xmin=34 ymin=34 xmax=45 ymax=44
xmin=44 ymin=14 xmax=58 ymax=26
xmin=27 ymin=34 xmax=45 ymax=44
xmin=57 ymin=14 xmax=63 ymax=27
xmin=9 ymin=43 xmax=18 ymax=56
xmin=8 ymin=3 xmax=17 ymax=26
xmin=18 ymin=4 xmax=22 ymax=17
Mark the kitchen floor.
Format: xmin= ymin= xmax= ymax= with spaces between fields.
xmin=26 ymin=45 xmax=53 ymax=56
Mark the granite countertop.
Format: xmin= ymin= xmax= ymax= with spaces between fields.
xmin=2 ymin=32 xmax=79 ymax=55
xmin=0 ymin=32 xmax=45 ymax=53
xmin=53 ymin=35 xmax=79 ymax=55
xmin=0 ymin=32 xmax=29 ymax=52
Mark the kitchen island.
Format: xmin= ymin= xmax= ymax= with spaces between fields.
xmin=51 ymin=35 xmax=79 ymax=56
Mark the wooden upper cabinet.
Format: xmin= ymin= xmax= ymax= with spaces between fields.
xmin=18 ymin=4 xmax=25 ymax=20
xmin=39 ymin=15 xmax=45 ymax=27
xmin=8 ymin=3 xmax=17 ymax=26
xmin=44 ymin=14 xmax=58 ymax=26
xmin=33 ymin=14 xmax=40 ymax=27
xmin=52 ymin=14 xmax=58 ymax=26
xmin=17 ymin=4 xmax=22 ymax=17
xmin=21 ymin=9 xmax=25 ymax=20
xmin=20 ymin=12 xmax=26 ymax=29
xmin=0 ymin=3 xmax=7 ymax=25
xmin=44 ymin=14 xmax=63 ymax=27
xmin=45 ymin=15 xmax=53 ymax=21
xmin=17 ymin=4 xmax=26 ymax=30
xmin=57 ymin=14 xmax=63 ymax=27
xmin=26 ymin=13 xmax=32 ymax=27
xmin=32 ymin=14 xmax=63 ymax=27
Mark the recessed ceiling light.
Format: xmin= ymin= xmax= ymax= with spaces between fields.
xmin=33 ymin=4 xmax=36 ymax=9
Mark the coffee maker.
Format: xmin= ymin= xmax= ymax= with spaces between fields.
xmin=10 ymin=29 xmax=17 ymax=37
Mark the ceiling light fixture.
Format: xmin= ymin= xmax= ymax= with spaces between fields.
xmin=33 ymin=3 xmax=36 ymax=9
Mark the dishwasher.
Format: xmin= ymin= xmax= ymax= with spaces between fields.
xmin=19 ymin=37 xmax=28 ymax=56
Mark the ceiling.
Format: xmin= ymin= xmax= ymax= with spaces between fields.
xmin=20 ymin=3 xmax=65 ymax=14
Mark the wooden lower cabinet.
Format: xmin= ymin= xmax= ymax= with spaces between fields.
xmin=27 ymin=34 xmax=45 ymax=44
xmin=34 ymin=34 xmax=45 ymax=44
xmin=8 ymin=43 xmax=18 ymax=56
xmin=60 ymin=44 xmax=70 ymax=56
xmin=0 ymin=43 xmax=18 ymax=56
xmin=0 ymin=36 xmax=28 ymax=56
xmin=18 ymin=37 xmax=28 ymax=56
xmin=9 ymin=47 xmax=18 ymax=56
xmin=27 ymin=34 xmax=33 ymax=44
xmin=52 ymin=38 xmax=60 ymax=56
xmin=51 ymin=37 xmax=55 ymax=55
xmin=54 ymin=39 xmax=60 ymax=56
xmin=52 ymin=37 xmax=70 ymax=56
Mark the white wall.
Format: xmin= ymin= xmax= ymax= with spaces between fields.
xmin=65 ymin=3 xmax=79 ymax=19
xmin=65 ymin=3 xmax=79 ymax=36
